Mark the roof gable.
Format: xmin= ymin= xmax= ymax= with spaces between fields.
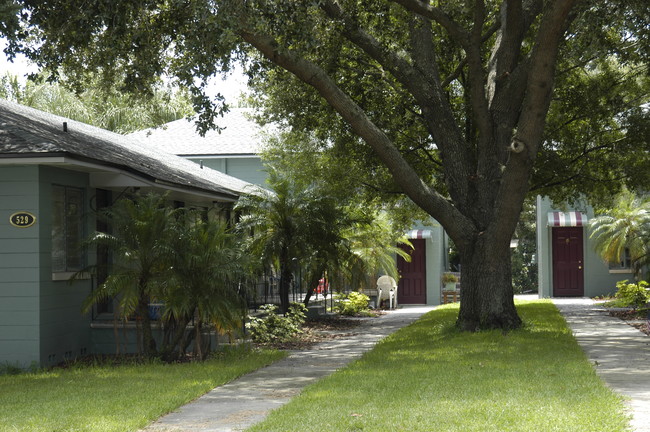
xmin=0 ymin=99 xmax=256 ymax=199
xmin=128 ymin=108 xmax=269 ymax=156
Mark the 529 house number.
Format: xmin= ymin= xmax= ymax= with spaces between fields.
xmin=9 ymin=212 xmax=37 ymax=228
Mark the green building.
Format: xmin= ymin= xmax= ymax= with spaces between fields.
xmin=536 ymin=196 xmax=633 ymax=298
xmin=0 ymin=99 xmax=255 ymax=368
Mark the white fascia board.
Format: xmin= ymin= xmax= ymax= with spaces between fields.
xmin=0 ymin=156 xmax=68 ymax=165
xmin=184 ymin=154 xmax=259 ymax=159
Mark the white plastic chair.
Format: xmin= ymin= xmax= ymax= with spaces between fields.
xmin=376 ymin=275 xmax=398 ymax=309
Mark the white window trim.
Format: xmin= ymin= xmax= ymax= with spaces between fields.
xmin=52 ymin=272 xmax=91 ymax=281
xmin=608 ymin=269 xmax=634 ymax=275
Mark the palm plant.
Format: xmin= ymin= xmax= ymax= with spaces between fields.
xmin=589 ymin=190 xmax=650 ymax=280
xmin=236 ymin=172 xmax=311 ymax=313
xmin=82 ymin=193 xmax=175 ymax=356
xmin=237 ymin=170 xmax=416 ymax=309
xmin=343 ymin=211 xmax=412 ymax=291
xmin=298 ymin=195 xmax=352 ymax=306
xmin=163 ymin=211 xmax=247 ymax=360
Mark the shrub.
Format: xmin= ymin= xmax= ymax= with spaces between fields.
xmin=246 ymin=303 xmax=306 ymax=344
xmin=0 ymin=361 xmax=38 ymax=376
xmin=335 ymin=291 xmax=371 ymax=316
xmin=614 ymin=280 xmax=650 ymax=309
xmin=441 ymin=273 xmax=458 ymax=284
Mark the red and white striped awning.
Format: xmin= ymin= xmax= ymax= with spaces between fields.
xmin=547 ymin=211 xmax=588 ymax=227
xmin=406 ymin=229 xmax=432 ymax=239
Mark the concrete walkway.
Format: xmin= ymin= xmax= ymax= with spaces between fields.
xmin=141 ymin=306 xmax=435 ymax=432
xmin=553 ymin=298 xmax=650 ymax=432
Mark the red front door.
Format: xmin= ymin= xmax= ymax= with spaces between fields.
xmin=552 ymin=227 xmax=584 ymax=297
xmin=397 ymin=239 xmax=427 ymax=304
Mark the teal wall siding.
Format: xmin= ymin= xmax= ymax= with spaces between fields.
xmin=37 ymin=166 xmax=93 ymax=367
xmin=536 ymin=196 xmax=628 ymax=298
xmin=189 ymin=157 xmax=267 ymax=187
xmin=225 ymin=158 xmax=267 ymax=186
xmin=409 ymin=220 xmax=446 ymax=306
xmin=198 ymin=158 xmax=226 ymax=173
xmin=0 ymin=166 xmax=41 ymax=368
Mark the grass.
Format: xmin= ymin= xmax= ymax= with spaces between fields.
xmin=0 ymin=346 xmax=286 ymax=432
xmin=248 ymin=300 xmax=630 ymax=432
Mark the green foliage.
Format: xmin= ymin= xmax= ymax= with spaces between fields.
xmin=82 ymin=192 xmax=175 ymax=356
xmin=0 ymin=72 xmax=194 ymax=133
xmin=334 ymin=292 xmax=371 ymax=316
xmin=441 ymin=273 xmax=458 ymax=284
xmin=246 ymin=303 xmax=307 ymax=344
xmin=236 ymin=169 xmax=410 ymax=310
xmin=342 ymin=210 xmax=412 ymax=289
xmin=614 ymin=280 xmax=650 ymax=309
xmin=163 ymin=209 xmax=247 ymax=360
xmin=589 ymin=190 xmax=650 ymax=279
xmin=236 ymin=170 xmax=332 ymax=312
xmin=511 ymin=199 xmax=538 ymax=293
xmin=0 ymin=362 xmax=38 ymax=376
xmin=82 ymin=193 xmax=246 ymax=360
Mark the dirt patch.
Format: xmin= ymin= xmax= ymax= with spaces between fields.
xmin=254 ymin=316 xmax=367 ymax=351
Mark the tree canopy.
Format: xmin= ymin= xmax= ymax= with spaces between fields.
xmin=0 ymin=73 xmax=194 ymax=133
xmin=6 ymin=0 xmax=649 ymax=330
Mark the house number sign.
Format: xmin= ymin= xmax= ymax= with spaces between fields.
xmin=9 ymin=212 xmax=37 ymax=228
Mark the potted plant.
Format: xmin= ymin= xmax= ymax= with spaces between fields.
xmin=442 ymin=272 xmax=458 ymax=291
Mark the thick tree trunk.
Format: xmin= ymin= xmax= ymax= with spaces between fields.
xmin=457 ymin=235 xmax=521 ymax=331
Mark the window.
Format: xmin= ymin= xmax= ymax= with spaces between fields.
xmin=608 ymin=248 xmax=632 ymax=272
xmin=52 ymin=185 xmax=85 ymax=273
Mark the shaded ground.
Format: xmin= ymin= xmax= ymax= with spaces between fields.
xmin=607 ymin=308 xmax=650 ymax=336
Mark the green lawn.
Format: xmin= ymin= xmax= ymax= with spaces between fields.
xmin=0 ymin=346 xmax=286 ymax=432
xmin=248 ymin=300 xmax=630 ymax=432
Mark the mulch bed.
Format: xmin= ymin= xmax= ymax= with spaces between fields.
xmin=254 ymin=316 xmax=371 ymax=351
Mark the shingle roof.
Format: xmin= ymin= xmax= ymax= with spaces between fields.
xmin=128 ymin=108 xmax=268 ymax=156
xmin=0 ymin=99 xmax=256 ymax=198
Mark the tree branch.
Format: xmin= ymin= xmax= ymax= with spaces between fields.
xmin=441 ymin=21 xmax=499 ymax=88
xmin=466 ymin=0 xmax=492 ymax=149
xmin=236 ymin=20 xmax=475 ymax=239
xmin=492 ymin=0 xmax=578 ymax=239
xmin=390 ymin=0 xmax=470 ymax=47
xmin=321 ymin=0 xmax=471 ymax=206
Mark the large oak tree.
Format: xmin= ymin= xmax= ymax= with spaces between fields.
xmin=5 ymin=0 xmax=649 ymax=330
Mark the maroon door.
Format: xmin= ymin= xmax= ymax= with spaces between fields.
xmin=552 ymin=227 xmax=584 ymax=296
xmin=397 ymin=239 xmax=427 ymax=304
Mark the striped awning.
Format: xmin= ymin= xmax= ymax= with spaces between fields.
xmin=547 ymin=211 xmax=588 ymax=227
xmin=406 ymin=229 xmax=432 ymax=239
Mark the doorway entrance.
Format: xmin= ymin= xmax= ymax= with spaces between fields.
xmin=552 ymin=227 xmax=584 ymax=296
xmin=397 ymin=239 xmax=427 ymax=304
